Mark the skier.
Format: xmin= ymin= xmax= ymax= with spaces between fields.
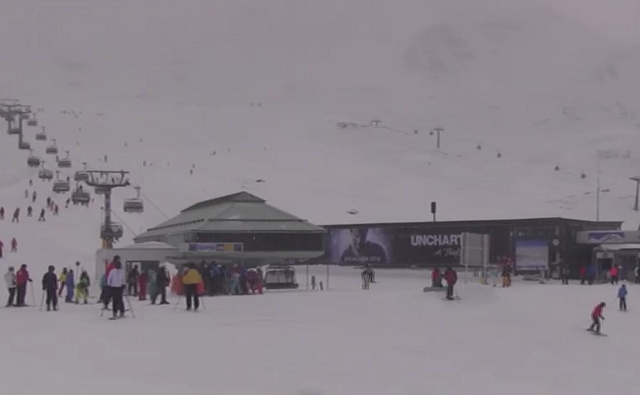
xmin=107 ymin=258 xmax=126 ymax=319
xmin=182 ymin=263 xmax=203 ymax=311
xmin=38 ymin=208 xmax=46 ymax=222
xmin=10 ymin=238 xmax=17 ymax=253
xmin=65 ymin=269 xmax=75 ymax=303
xmin=103 ymin=256 xmax=120 ymax=310
xmin=431 ymin=267 xmax=443 ymax=288
xmin=361 ymin=267 xmax=372 ymax=290
xmin=75 ymin=271 xmax=89 ymax=304
xmin=618 ymin=284 xmax=628 ymax=311
xmin=42 ymin=266 xmax=59 ymax=311
xmin=0 ymin=206 xmax=4 ymax=220
xmin=27 ymin=206 xmax=32 ymax=217
xmin=24 ymin=189 xmax=28 ymax=199
xmin=53 ymin=204 xmax=59 ymax=216
xmin=311 ymin=275 xmax=316 ymax=290
xmin=15 ymin=264 xmax=32 ymax=306
xmin=4 ymin=267 xmax=16 ymax=307
xmin=443 ymin=266 xmax=458 ymax=300
xmin=155 ymin=265 xmax=170 ymax=305
xmin=138 ymin=271 xmax=147 ymax=301
xmin=610 ymin=265 xmax=619 ymax=285
xmin=588 ymin=302 xmax=606 ymax=334
xmin=32 ymin=191 xmax=37 ymax=203
xmin=560 ymin=265 xmax=570 ymax=285
xmin=58 ymin=268 xmax=68 ymax=296
xmin=46 ymin=197 xmax=51 ymax=208
xmin=127 ymin=265 xmax=139 ymax=296
xmin=12 ymin=208 xmax=19 ymax=223
xmin=0 ymin=239 xmax=3 ymax=258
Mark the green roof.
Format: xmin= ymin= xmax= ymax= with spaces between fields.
xmin=135 ymin=192 xmax=325 ymax=240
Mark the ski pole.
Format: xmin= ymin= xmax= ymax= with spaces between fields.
xmin=123 ymin=294 xmax=136 ymax=318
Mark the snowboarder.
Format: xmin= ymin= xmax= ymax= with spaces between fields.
xmin=42 ymin=266 xmax=59 ymax=311
xmin=618 ymin=284 xmax=627 ymax=311
xmin=588 ymin=302 xmax=606 ymax=334
xmin=107 ymin=259 xmax=126 ymax=319
xmin=431 ymin=267 xmax=443 ymax=288
xmin=0 ymin=206 xmax=4 ymax=220
xmin=12 ymin=208 xmax=19 ymax=223
xmin=443 ymin=267 xmax=458 ymax=300
xmin=75 ymin=271 xmax=89 ymax=304
xmin=27 ymin=206 xmax=32 ymax=217
xmin=138 ymin=271 xmax=147 ymax=301
xmin=182 ymin=263 xmax=203 ymax=311
xmin=38 ymin=209 xmax=46 ymax=222
xmin=4 ymin=267 xmax=16 ymax=307
xmin=15 ymin=264 xmax=32 ymax=306
xmin=560 ymin=265 xmax=570 ymax=285
xmin=58 ymin=268 xmax=68 ymax=296
xmin=10 ymin=238 xmax=17 ymax=253
xmin=65 ymin=269 xmax=75 ymax=303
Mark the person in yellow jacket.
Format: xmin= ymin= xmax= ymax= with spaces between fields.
xmin=182 ymin=263 xmax=202 ymax=311
xmin=58 ymin=268 xmax=68 ymax=297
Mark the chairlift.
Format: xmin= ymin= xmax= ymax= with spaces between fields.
xmin=38 ymin=168 xmax=53 ymax=181
xmin=27 ymin=115 xmax=38 ymax=127
xmin=45 ymin=139 xmax=58 ymax=155
xmin=101 ymin=223 xmax=124 ymax=240
xmin=263 ymin=264 xmax=299 ymax=290
xmin=71 ymin=189 xmax=91 ymax=205
xmin=52 ymin=180 xmax=70 ymax=193
xmin=35 ymin=127 xmax=47 ymax=141
xmin=123 ymin=186 xmax=144 ymax=213
xmin=19 ymin=141 xmax=30 ymax=150
xmin=27 ymin=150 xmax=41 ymax=168
xmin=57 ymin=150 xmax=72 ymax=168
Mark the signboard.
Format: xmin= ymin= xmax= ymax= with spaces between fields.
xmin=394 ymin=230 xmax=462 ymax=265
xmin=327 ymin=227 xmax=393 ymax=265
xmin=180 ymin=243 xmax=244 ymax=253
xmin=459 ymin=233 xmax=490 ymax=268
xmin=515 ymin=240 xmax=549 ymax=270
xmin=575 ymin=230 xmax=640 ymax=244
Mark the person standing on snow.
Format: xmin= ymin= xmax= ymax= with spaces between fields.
xmin=58 ymin=268 xmax=68 ymax=296
xmin=0 ymin=206 xmax=4 ymax=220
xmin=610 ymin=266 xmax=619 ymax=285
xmin=15 ymin=264 xmax=32 ymax=306
xmin=588 ymin=302 xmax=606 ymax=334
xmin=182 ymin=263 xmax=203 ymax=311
xmin=618 ymin=284 xmax=628 ymax=311
xmin=560 ymin=265 xmax=570 ymax=285
xmin=127 ymin=265 xmax=140 ymax=296
xmin=42 ymin=266 xmax=59 ymax=311
xmin=75 ymin=271 xmax=89 ymax=305
xmin=26 ymin=206 xmax=32 ymax=217
xmin=107 ymin=259 xmax=126 ymax=318
xmin=443 ymin=267 xmax=458 ymax=300
xmin=431 ymin=267 xmax=443 ymax=288
xmin=10 ymin=238 xmax=17 ymax=253
xmin=148 ymin=269 xmax=158 ymax=304
xmin=361 ymin=267 xmax=372 ymax=290
xmin=0 ymin=239 xmax=4 ymax=259
xmin=65 ymin=269 xmax=75 ymax=303
xmin=38 ymin=209 xmax=45 ymax=222
xmin=32 ymin=191 xmax=36 ymax=203
xmin=4 ymin=267 xmax=16 ymax=307
xmin=12 ymin=208 xmax=19 ymax=223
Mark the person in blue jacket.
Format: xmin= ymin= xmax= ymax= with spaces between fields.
xmin=618 ymin=284 xmax=628 ymax=311
xmin=65 ymin=269 xmax=75 ymax=303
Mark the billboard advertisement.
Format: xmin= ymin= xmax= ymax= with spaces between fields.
xmin=327 ymin=227 xmax=393 ymax=265
xmin=394 ymin=229 xmax=462 ymax=266
xmin=515 ymin=240 xmax=549 ymax=270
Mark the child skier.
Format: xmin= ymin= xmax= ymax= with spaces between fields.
xmin=618 ymin=284 xmax=628 ymax=311
xmin=588 ymin=302 xmax=606 ymax=334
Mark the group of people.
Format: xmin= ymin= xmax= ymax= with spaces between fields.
xmin=179 ymin=262 xmax=265 ymax=296
xmin=430 ymin=267 xmax=459 ymax=300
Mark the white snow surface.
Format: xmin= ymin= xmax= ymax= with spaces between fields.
xmin=0 ymin=267 xmax=636 ymax=395
xmin=0 ymin=1 xmax=639 ymax=393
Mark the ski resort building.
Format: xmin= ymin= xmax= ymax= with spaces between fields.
xmin=133 ymin=192 xmax=326 ymax=266
xmin=323 ymin=217 xmax=622 ymax=277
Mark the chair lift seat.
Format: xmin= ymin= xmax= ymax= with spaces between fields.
xmin=52 ymin=181 xmax=70 ymax=193
xmin=36 ymin=132 xmax=47 ymax=141
xmin=123 ymin=198 xmax=144 ymax=213
xmin=58 ymin=159 xmax=72 ymax=168
xmin=46 ymin=146 xmax=58 ymax=155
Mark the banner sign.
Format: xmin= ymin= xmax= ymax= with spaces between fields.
xmin=181 ymin=243 xmax=244 ymax=253
xmin=327 ymin=227 xmax=393 ymax=265
xmin=515 ymin=240 xmax=549 ymax=270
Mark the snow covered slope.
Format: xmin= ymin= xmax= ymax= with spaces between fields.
xmin=0 ymin=0 xmax=640 ymax=273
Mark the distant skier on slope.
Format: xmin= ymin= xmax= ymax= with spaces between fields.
xmin=32 ymin=191 xmax=37 ymax=203
xmin=0 ymin=206 xmax=4 ymax=220
xmin=10 ymin=238 xmax=17 ymax=253
xmin=38 ymin=209 xmax=46 ymax=222
xmin=618 ymin=285 xmax=628 ymax=312
xmin=27 ymin=206 xmax=32 ymax=217
xmin=588 ymin=302 xmax=606 ymax=334
xmin=12 ymin=208 xmax=19 ymax=223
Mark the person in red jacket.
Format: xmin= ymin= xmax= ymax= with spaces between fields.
xmin=588 ymin=302 xmax=606 ymax=334
xmin=16 ymin=264 xmax=32 ymax=306
xmin=443 ymin=267 xmax=458 ymax=300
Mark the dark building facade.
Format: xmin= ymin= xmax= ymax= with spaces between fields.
xmin=323 ymin=217 xmax=621 ymax=274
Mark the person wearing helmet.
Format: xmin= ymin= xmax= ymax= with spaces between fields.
xmin=588 ymin=302 xmax=606 ymax=334
xmin=42 ymin=266 xmax=59 ymax=311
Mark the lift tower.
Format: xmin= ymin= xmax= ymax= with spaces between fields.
xmin=84 ymin=170 xmax=130 ymax=249
xmin=0 ymin=100 xmax=32 ymax=148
